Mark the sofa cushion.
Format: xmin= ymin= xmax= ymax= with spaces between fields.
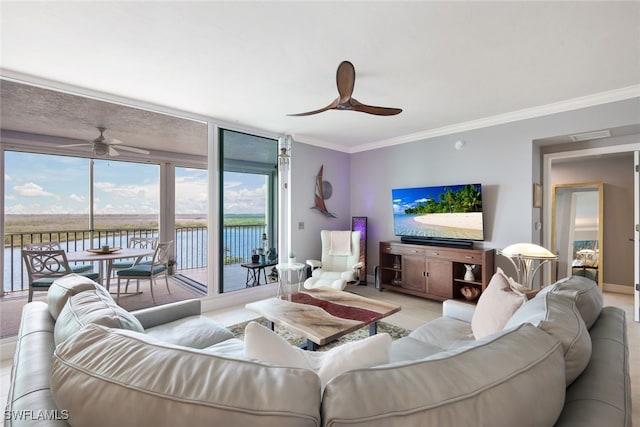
xmin=5 ymin=302 xmax=61 ymax=424
xmin=51 ymin=324 xmax=321 ymax=427
xmin=54 ymin=287 xmax=144 ymax=345
xmin=555 ymin=307 xmax=631 ymax=426
xmin=505 ymin=291 xmax=591 ymax=385
xmin=47 ymin=274 xmax=99 ymax=320
xmin=407 ymin=316 xmax=475 ymax=351
xmin=538 ymin=276 xmax=603 ymax=329
xmin=471 ymin=268 xmax=527 ymax=339
xmin=144 ymin=315 xmax=235 ymax=349
xmin=202 ymin=337 xmax=246 ymax=358
xmin=322 ymin=324 xmax=566 ymax=427
xmin=244 ymin=321 xmax=392 ymax=390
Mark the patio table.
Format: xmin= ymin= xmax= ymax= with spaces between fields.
xmin=67 ymin=248 xmax=154 ymax=291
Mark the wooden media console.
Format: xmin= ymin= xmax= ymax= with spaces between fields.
xmin=379 ymin=241 xmax=495 ymax=302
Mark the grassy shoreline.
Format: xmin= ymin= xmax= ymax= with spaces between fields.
xmin=5 ymin=213 xmax=265 ymax=234
xmin=5 ymin=214 xmax=266 ymax=247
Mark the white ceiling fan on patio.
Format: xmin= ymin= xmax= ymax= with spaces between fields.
xmin=58 ymin=127 xmax=150 ymax=157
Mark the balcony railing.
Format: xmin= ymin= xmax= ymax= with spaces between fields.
xmin=3 ymin=224 xmax=268 ymax=294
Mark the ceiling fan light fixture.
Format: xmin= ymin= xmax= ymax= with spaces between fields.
xmin=93 ymin=142 xmax=109 ymax=156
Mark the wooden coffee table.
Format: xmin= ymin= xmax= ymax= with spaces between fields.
xmin=245 ymin=288 xmax=401 ymax=350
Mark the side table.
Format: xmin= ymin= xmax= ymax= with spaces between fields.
xmin=275 ymin=262 xmax=306 ymax=298
xmin=241 ymin=261 xmax=277 ymax=287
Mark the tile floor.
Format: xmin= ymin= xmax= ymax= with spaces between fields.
xmin=1 ymin=285 xmax=638 ymax=425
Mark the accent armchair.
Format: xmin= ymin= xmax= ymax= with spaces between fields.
xmin=304 ymin=230 xmax=363 ymax=291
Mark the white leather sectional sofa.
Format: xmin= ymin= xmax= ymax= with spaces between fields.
xmin=4 ymin=274 xmax=631 ymax=426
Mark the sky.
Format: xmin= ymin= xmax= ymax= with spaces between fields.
xmin=4 ymin=151 xmax=266 ymax=215
xmin=391 ymin=184 xmax=481 ymax=214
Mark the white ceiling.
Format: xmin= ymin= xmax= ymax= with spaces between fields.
xmin=1 ymin=1 xmax=639 ymax=155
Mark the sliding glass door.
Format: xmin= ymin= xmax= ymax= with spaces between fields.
xmin=219 ymin=129 xmax=277 ymax=293
xmin=174 ymin=165 xmax=208 ymax=291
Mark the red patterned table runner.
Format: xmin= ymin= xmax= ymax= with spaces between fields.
xmin=289 ymin=292 xmax=383 ymax=323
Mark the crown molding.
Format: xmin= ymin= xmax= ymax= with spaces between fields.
xmin=350 ymin=85 xmax=640 ymax=154
xmin=290 ymin=133 xmax=351 ymax=154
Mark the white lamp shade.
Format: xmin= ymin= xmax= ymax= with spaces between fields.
xmin=500 ymin=243 xmax=557 ymax=259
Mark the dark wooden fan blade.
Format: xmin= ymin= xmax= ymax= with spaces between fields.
xmin=351 ymin=98 xmax=402 ymax=116
xmin=287 ymin=98 xmax=339 ymax=116
xmin=336 ymin=61 xmax=355 ymax=103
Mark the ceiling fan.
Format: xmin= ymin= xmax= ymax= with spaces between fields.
xmin=288 ymin=60 xmax=402 ymax=117
xmin=57 ymin=127 xmax=150 ymax=157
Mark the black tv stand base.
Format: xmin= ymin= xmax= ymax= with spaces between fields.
xmin=400 ymin=237 xmax=474 ymax=249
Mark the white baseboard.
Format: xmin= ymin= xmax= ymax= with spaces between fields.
xmin=603 ymin=283 xmax=634 ymax=295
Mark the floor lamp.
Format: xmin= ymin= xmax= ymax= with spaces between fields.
xmin=497 ymin=243 xmax=558 ymax=289
xmin=351 ymin=216 xmax=367 ymax=285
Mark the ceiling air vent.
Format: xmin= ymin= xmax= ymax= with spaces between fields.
xmin=570 ymin=129 xmax=611 ymax=142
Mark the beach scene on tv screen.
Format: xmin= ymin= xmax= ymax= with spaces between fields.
xmin=392 ymin=184 xmax=484 ymax=240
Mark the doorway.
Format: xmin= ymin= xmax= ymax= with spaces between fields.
xmin=543 ymin=143 xmax=639 ymax=322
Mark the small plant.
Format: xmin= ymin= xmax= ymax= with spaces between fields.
xmin=167 ymin=257 xmax=177 ymax=274
xmin=289 ymin=250 xmax=295 ymax=259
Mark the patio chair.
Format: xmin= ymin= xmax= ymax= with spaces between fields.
xmin=26 ymin=241 xmax=94 ymax=274
xmin=109 ymin=237 xmax=159 ymax=278
xmin=115 ymin=241 xmax=173 ymax=304
xmin=22 ymin=249 xmax=100 ymax=302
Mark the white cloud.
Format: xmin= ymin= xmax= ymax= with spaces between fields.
xmin=5 ymin=174 xmax=11 ymax=181
xmin=5 ymin=203 xmax=27 ymax=214
xmin=224 ymin=181 xmax=242 ymax=189
xmin=223 ymin=183 xmax=266 ymax=214
xmin=69 ymin=194 xmax=84 ymax=202
xmin=94 ymin=181 xmax=159 ymax=214
xmin=13 ymin=182 xmax=54 ymax=197
xmin=176 ymin=177 xmax=208 ymax=214
xmin=95 ymin=182 xmax=116 ymax=190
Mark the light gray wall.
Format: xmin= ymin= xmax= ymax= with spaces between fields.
xmin=349 ymin=98 xmax=640 ymax=280
xmin=290 ymin=142 xmax=351 ymax=265
xmin=550 ymin=153 xmax=635 ymax=287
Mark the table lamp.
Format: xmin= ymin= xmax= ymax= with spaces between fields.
xmin=497 ymin=243 xmax=558 ymax=289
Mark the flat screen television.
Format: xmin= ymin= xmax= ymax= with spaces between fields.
xmin=392 ymin=183 xmax=484 ymax=247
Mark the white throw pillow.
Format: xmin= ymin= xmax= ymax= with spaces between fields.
xmin=244 ymin=321 xmax=311 ymax=370
xmin=471 ymin=268 xmax=527 ymax=340
xmin=244 ymin=321 xmax=392 ymax=389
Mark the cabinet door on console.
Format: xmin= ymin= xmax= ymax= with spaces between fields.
xmin=402 ymin=255 xmax=426 ymax=293
xmin=426 ymin=259 xmax=453 ymax=299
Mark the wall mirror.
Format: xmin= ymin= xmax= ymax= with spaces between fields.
xmin=551 ymin=182 xmax=604 ymax=288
